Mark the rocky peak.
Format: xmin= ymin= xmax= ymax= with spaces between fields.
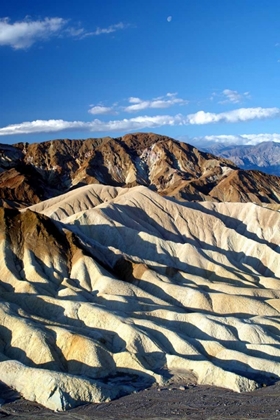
xmin=0 ymin=133 xmax=280 ymax=208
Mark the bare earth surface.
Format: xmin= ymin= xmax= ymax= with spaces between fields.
xmin=1 ymin=185 xmax=280 ymax=409
xmin=2 ymin=380 xmax=280 ymax=420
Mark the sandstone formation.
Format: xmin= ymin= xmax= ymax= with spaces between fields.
xmin=1 ymin=133 xmax=280 ymax=207
xmin=0 ymin=184 xmax=280 ymax=409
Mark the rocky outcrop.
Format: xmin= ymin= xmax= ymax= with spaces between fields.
xmin=209 ymin=169 xmax=280 ymax=203
xmin=0 ymin=185 xmax=280 ymax=409
xmin=2 ymin=133 xmax=280 ymax=207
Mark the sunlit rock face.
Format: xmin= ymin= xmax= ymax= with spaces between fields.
xmin=0 ymin=184 xmax=280 ymax=409
xmin=1 ymin=133 xmax=280 ymax=208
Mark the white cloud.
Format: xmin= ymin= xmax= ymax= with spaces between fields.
xmin=0 ymin=119 xmax=87 ymax=135
xmin=125 ymin=93 xmax=188 ymax=112
xmin=0 ymin=115 xmax=180 ymax=136
xmin=126 ymin=98 xmax=150 ymax=112
xmin=221 ymin=89 xmax=242 ymax=104
xmin=64 ymin=27 xmax=85 ymax=38
xmin=0 ymin=17 xmax=130 ymax=49
xmin=216 ymin=89 xmax=250 ymax=104
xmin=199 ymin=133 xmax=280 ymax=146
xmin=94 ymin=22 xmax=126 ymax=35
xmin=80 ymin=22 xmax=129 ymax=38
xmin=167 ymin=16 xmax=172 ymax=22
xmin=0 ymin=17 xmax=67 ymax=49
xmin=186 ymin=107 xmax=280 ymax=125
xmin=88 ymin=106 xmax=116 ymax=115
xmin=128 ymin=97 xmax=142 ymax=104
xmin=1 ymin=107 xmax=280 ymax=136
xmin=88 ymin=93 xmax=186 ymax=115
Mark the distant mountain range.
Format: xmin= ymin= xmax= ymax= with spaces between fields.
xmin=199 ymin=141 xmax=280 ymax=176
xmin=1 ymin=133 xmax=280 ymax=208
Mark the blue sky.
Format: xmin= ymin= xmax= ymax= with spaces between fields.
xmin=1 ymin=0 xmax=280 ymax=146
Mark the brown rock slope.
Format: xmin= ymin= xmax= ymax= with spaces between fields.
xmin=0 ymin=185 xmax=280 ymax=410
xmin=1 ymin=133 xmax=280 ymax=207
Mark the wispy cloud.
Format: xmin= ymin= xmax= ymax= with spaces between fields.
xmin=210 ymin=89 xmax=250 ymax=104
xmin=124 ymin=93 xmax=188 ymax=112
xmin=81 ymin=22 xmax=129 ymax=38
xmin=0 ymin=17 xmax=67 ymax=49
xmin=1 ymin=107 xmax=279 ymax=136
xmin=0 ymin=17 xmax=130 ymax=49
xmin=219 ymin=89 xmax=250 ymax=104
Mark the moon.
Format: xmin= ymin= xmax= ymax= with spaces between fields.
xmin=167 ymin=16 xmax=172 ymax=22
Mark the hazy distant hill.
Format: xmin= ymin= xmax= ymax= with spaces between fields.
xmin=201 ymin=141 xmax=280 ymax=176
xmin=1 ymin=133 xmax=280 ymax=208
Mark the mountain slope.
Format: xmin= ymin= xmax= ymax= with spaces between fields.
xmin=201 ymin=141 xmax=280 ymax=176
xmin=1 ymin=133 xmax=280 ymax=207
xmin=1 ymin=185 xmax=280 ymax=409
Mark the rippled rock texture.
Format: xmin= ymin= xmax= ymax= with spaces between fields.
xmin=0 ymin=184 xmax=280 ymax=409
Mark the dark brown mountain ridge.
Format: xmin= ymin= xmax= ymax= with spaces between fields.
xmin=1 ymin=132 xmax=280 ymax=208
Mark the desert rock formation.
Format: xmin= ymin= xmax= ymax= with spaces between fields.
xmin=1 ymin=133 xmax=280 ymax=207
xmin=0 ymin=183 xmax=280 ymax=409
